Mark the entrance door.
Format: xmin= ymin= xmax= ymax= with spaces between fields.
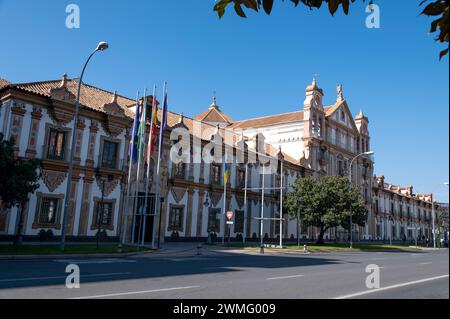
xmin=133 ymin=193 xmax=156 ymax=244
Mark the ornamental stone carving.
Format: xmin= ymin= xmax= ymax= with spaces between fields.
xmin=41 ymin=169 xmax=67 ymax=192
xmin=171 ymin=187 xmax=187 ymax=203
xmin=95 ymin=177 xmax=119 ymax=197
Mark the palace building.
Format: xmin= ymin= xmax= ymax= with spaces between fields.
xmin=0 ymin=75 xmax=437 ymax=244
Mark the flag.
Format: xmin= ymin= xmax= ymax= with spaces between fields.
xmin=129 ymin=95 xmax=140 ymax=165
xmin=224 ymin=162 xmax=230 ymax=186
xmin=138 ymin=93 xmax=148 ymax=161
xmin=147 ymin=93 xmax=158 ymax=163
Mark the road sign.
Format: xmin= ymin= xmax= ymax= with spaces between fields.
xmin=226 ymin=211 xmax=233 ymax=221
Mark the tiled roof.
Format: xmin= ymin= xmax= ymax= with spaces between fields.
xmin=230 ymin=110 xmax=304 ymax=129
xmin=194 ymin=100 xmax=235 ymax=124
xmin=4 ymin=77 xmax=135 ymax=118
xmin=164 ymin=110 xmax=299 ymax=166
xmin=0 ymin=78 xmax=10 ymax=90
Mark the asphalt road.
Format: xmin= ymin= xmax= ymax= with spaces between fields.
xmin=0 ymin=246 xmax=448 ymax=299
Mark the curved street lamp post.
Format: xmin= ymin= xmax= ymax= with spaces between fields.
xmin=348 ymin=151 xmax=374 ymax=249
xmin=59 ymin=42 xmax=109 ymax=252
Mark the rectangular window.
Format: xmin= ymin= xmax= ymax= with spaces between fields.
xmin=102 ymin=141 xmax=118 ymax=169
xmin=234 ymin=210 xmax=244 ymax=233
xmin=38 ymin=197 xmax=59 ymax=225
xmin=236 ymin=168 xmax=245 ymax=189
xmin=173 ymin=162 xmax=186 ymax=179
xmin=47 ymin=129 xmax=66 ymax=160
xmin=208 ymin=208 xmax=221 ymax=233
xmin=210 ymin=164 xmax=222 ymax=185
xmin=168 ymin=205 xmax=184 ymax=231
xmin=94 ymin=201 xmax=113 ymax=227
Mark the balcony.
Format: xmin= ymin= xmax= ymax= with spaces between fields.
xmin=41 ymin=145 xmax=70 ymax=162
xmin=97 ymin=155 xmax=125 ymax=171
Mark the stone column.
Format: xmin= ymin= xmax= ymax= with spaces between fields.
xmin=9 ymin=101 xmax=26 ymax=155
xmin=246 ymin=199 xmax=252 ymax=238
xmin=86 ymin=120 xmax=98 ymax=167
xmin=185 ymin=188 xmax=195 ymax=238
xmin=66 ymin=177 xmax=80 ymax=236
xmin=78 ymin=174 xmax=94 ymax=236
xmin=196 ymin=190 xmax=205 ymax=237
xmin=25 ymin=105 xmax=42 ymax=158
xmin=74 ymin=117 xmax=86 ymax=165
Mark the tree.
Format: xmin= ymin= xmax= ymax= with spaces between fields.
xmin=284 ymin=175 xmax=368 ymax=244
xmin=213 ymin=0 xmax=449 ymax=59
xmin=0 ymin=133 xmax=40 ymax=244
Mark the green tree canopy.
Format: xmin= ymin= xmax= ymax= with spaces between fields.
xmin=284 ymin=175 xmax=368 ymax=244
xmin=0 ymin=133 xmax=40 ymax=209
xmin=213 ymin=0 xmax=449 ymax=59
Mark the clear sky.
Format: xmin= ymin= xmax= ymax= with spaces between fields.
xmin=0 ymin=0 xmax=448 ymax=201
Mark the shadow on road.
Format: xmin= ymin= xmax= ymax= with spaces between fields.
xmin=0 ymin=249 xmax=350 ymax=290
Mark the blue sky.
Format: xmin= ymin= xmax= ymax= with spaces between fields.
xmin=0 ymin=0 xmax=448 ymax=201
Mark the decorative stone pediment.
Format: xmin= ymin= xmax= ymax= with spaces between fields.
xmin=102 ymin=93 xmax=126 ymax=137
xmin=171 ymin=187 xmax=187 ymax=203
xmin=95 ymin=177 xmax=118 ymax=197
xmin=42 ymin=169 xmax=67 ymax=192
xmin=211 ymin=192 xmax=222 ymax=207
xmin=49 ymin=74 xmax=76 ymax=104
xmin=103 ymin=94 xmax=125 ymax=117
xmin=236 ymin=196 xmax=245 ymax=209
xmin=102 ymin=117 xmax=125 ymax=138
xmin=48 ymin=103 xmax=75 ymax=126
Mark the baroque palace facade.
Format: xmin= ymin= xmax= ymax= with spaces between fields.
xmin=0 ymin=75 xmax=437 ymax=243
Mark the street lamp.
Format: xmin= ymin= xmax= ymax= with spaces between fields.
xmin=59 ymin=42 xmax=109 ymax=252
xmin=204 ymin=191 xmax=213 ymax=244
xmin=348 ymin=151 xmax=374 ymax=249
xmin=297 ymin=200 xmax=304 ymax=247
xmin=95 ymin=172 xmax=113 ymax=248
xmin=431 ymin=182 xmax=450 ymax=249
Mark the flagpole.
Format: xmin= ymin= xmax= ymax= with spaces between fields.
xmin=152 ymin=81 xmax=167 ymax=249
xmin=243 ymin=162 xmax=248 ymax=244
xmin=222 ymin=163 xmax=227 ymax=245
xmin=279 ymin=161 xmax=283 ymax=248
xmin=120 ymin=91 xmax=139 ymax=246
xmin=131 ymin=95 xmax=145 ymax=245
xmin=137 ymin=88 xmax=148 ymax=247
xmin=141 ymin=85 xmax=157 ymax=247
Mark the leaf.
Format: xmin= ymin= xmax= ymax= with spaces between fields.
xmin=263 ymin=0 xmax=274 ymax=14
xmin=328 ymin=0 xmax=340 ymax=16
xmin=342 ymin=0 xmax=350 ymax=15
xmin=439 ymin=48 xmax=449 ymax=60
xmin=234 ymin=3 xmax=247 ymax=17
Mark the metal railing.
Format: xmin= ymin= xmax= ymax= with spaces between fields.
xmin=96 ymin=155 xmax=125 ymax=170
xmin=41 ymin=145 xmax=70 ymax=161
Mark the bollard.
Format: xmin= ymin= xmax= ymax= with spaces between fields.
xmin=303 ymin=244 xmax=308 ymax=253
xmin=117 ymin=244 xmax=123 ymax=254
xmin=197 ymin=245 xmax=202 ymax=256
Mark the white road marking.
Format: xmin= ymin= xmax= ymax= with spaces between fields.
xmin=53 ymin=259 xmax=136 ymax=264
xmin=419 ymin=262 xmax=433 ymax=265
xmin=266 ymin=274 xmax=304 ymax=281
xmin=0 ymin=272 xmax=131 ymax=283
xmin=70 ymin=285 xmax=201 ymax=299
xmin=334 ymin=274 xmax=449 ymax=299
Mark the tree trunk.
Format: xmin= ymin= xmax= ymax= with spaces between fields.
xmin=14 ymin=202 xmax=25 ymax=245
xmin=316 ymin=227 xmax=326 ymax=245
